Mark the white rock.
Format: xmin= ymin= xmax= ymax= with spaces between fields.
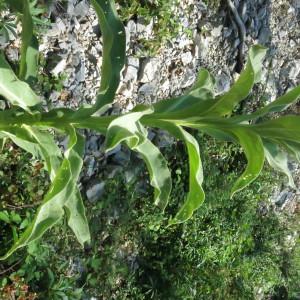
xmin=211 ymin=25 xmax=223 ymax=37
xmin=56 ymin=18 xmax=66 ymax=34
xmin=288 ymin=60 xmax=300 ymax=80
xmin=124 ymin=57 xmax=139 ymax=82
xmin=51 ymin=59 xmax=67 ymax=76
xmin=215 ymin=73 xmax=231 ymax=94
xmin=139 ymin=58 xmax=160 ymax=83
xmin=127 ymin=20 xmax=137 ymax=35
xmin=161 ymin=79 xmax=170 ymax=93
xmin=181 ymin=51 xmax=193 ymax=66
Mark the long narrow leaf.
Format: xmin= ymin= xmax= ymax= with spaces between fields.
xmin=24 ymin=35 xmax=39 ymax=85
xmin=145 ymin=119 xmax=205 ymax=223
xmin=231 ymin=85 xmax=300 ymax=123
xmin=135 ymin=139 xmax=172 ymax=210
xmin=167 ymin=126 xmax=205 ymax=224
xmin=64 ymin=189 xmax=90 ymax=246
xmin=204 ymin=45 xmax=267 ymax=116
xmin=252 ymin=116 xmax=300 ymax=142
xmin=75 ymin=0 xmax=126 ymax=117
xmin=19 ymin=0 xmax=36 ymax=80
xmin=230 ymin=128 xmax=265 ymax=197
xmin=153 ymin=68 xmax=215 ymax=114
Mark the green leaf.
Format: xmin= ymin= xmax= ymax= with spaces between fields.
xmin=4 ymin=125 xmax=90 ymax=246
xmin=105 ymin=110 xmax=172 ymax=210
xmin=167 ymin=126 xmax=205 ymax=224
xmin=24 ymin=35 xmax=39 ymax=85
xmin=105 ymin=110 xmax=152 ymax=151
xmin=204 ymin=45 xmax=267 ymax=116
xmin=231 ymin=85 xmax=300 ymax=123
xmin=263 ymin=140 xmax=295 ymax=188
xmin=0 ymin=53 xmax=41 ymax=109
xmin=0 ymin=211 xmax=10 ymax=224
xmin=252 ymin=116 xmax=300 ymax=142
xmin=153 ymin=68 xmax=215 ymax=114
xmin=5 ymin=0 xmax=23 ymax=12
xmin=0 ymin=127 xmax=86 ymax=260
xmin=0 ymin=138 xmax=5 ymax=150
xmin=64 ymin=189 xmax=90 ymax=246
xmin=1 ymin=125 xmax=61 ymax=180
xmin=135 ymin=139 xmax=172 ymax=210
xmin=230 ymin=128 xmax=265 ymax=197
xmin=76 ymin=0 xmax=126 ymax=117
xmin=145 ymin=119 xmax=205 ymax=223
xmin=18 ymin=0 xmax=38 ymax=82
xmin=260 ymin=85 xmax=300 ymax=113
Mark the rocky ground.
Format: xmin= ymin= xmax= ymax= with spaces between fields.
xmin=1 ymin=0 xmax=300 ymax=241
xmin=35 ymin=0 xmax=299 ymax=211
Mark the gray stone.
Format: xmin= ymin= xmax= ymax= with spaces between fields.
xmin=136 ymin=18 xmax=153 ymax=38
xmin=74 ymin=1 xmax=90 ymax=18
xmin=112 ymin=148 xmax=131 ymax=166
xmin=258 ymin=27 xmax=271 ymax=43
xmin=56 ymin=18 xmax=66 ymax=34
xmin=181 ymin=68 xmax=196 ymax=88
xmin=87 ymin=135 xmax=100 ymax=151
xmin=273 ymin=189 xmax=294 ymax=207
xmin=49 ymin=91 xmax=60 ymax=103
xmin=75 ymin=60 xmax=86 ymax=82
xmin=86 ymin=157 xmax=96 ymax=177
xmin=124 ymin=57 xmax=139 ymax=82
xmin=215 ymin=73 xmax=231 ymax=94
xmin=105 ymin=144 xmax=121 ymax=157
xmin=258 ymin=7 xmax=267 ymax=20
xmin=86 ymin=182 xmax=105 ymax=202
xmin=127 ymin=20 xmax=137 ymax=35
xmin=138 ymin=83 xmax=157 ymax=96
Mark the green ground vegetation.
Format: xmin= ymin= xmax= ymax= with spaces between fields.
xmin=116 ymin=0 xmax=182 ymax=56
xmin=0 ymin=136 xmax=299 ymax=299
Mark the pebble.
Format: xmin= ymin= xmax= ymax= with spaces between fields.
xmin=86 ymin=182 xmax=105 ymax=203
